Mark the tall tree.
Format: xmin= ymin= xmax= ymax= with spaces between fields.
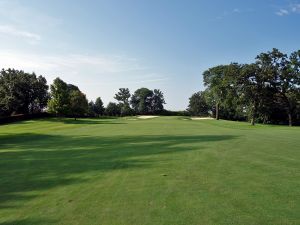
xmin=69 ymin=90 xmax=88 ymax=120
xmin=94 ymin=97 xmax=105 ymax=116
xmin=130 ymin=88 xmax=153 ymax=114
xmin=105 ymin=102 xmax=121 ymax=116
xmin=256 ymin=49 xmax=300 ymax=126
xmin=114 ymin=88 xmax=131 ymax=105
xmin=188 ymin=91 xmax=209 ymax=116
xmin=240 ymin=63 xmax=267 ymax=125
xmin=114 ymin=88 xmax=132 ymax=116
xmin=0 ymin=69 xmax=49 ymax=116
xmin=151 ymin=89 xmax=166 ymax=114
xmin=203 ymin=66 xmax=227 ymax=120
xmin=30 ymin=75 xmax=49 ymax=113
xmin=203 ymin=64 xmax=240 ymax=120
xmin=47 ymin=78 xmax=70 ymax=116
xmin=87 ymin=101 xmax=96 ymax=117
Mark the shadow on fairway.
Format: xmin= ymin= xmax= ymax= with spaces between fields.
xmin=0 ymin=219 xmax=55 ymax=225
xmin=0 ymin=133 xmax=238 ymax=214
xmin=45 ymin=118 xmax=126 ymax=125
xmin=2 ymin=117 xmax=125 ymax=126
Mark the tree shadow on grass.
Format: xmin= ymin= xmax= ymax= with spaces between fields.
xmin=0 ymin=133 xmax=238 ymax=214
xmin=0 ymin=219 xmax=56 ymax=225
xmin=0 ymin=117 xmax=125 ymax=126
xmin=42 ymin=117 xmax=126 ymax=125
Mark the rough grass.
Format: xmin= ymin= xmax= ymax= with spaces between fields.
xmin=0 ymin=117 xmax=299 ymax=225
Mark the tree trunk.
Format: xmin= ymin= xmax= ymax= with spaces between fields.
xmin=215 ymin=102 xmax=220 ymax=120
xmin=251 ymin=102 xmax=257 ymax=126
xmin=251 ymin=118 xmax=255 ymax=126
xmin=263 ymin=115 xmax=267 ymax=124
xmin=288 ymin=112 xmax=292 ymax=127
xmin=282 ymin=93 xmax=293 ymax=127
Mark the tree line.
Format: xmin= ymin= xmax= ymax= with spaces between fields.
xmin=0 ymin=69 xmax=166 ymax=119
xmin=188 ymin=48 xmax=300 ymax=126
xmin=1 ymin=48 xmax=299 ymax=125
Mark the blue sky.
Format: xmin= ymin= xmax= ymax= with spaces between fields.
xmin=0 ymin=0 xmax=299 ymax=110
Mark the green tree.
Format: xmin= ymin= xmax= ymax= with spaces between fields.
xmin=203 ymin=64 xmax=241 ymax=120
xmin=69 ymin=90 xmax=88 ymax=120
xmin=151 ymin=89 xmax=165 ymax=114
xmin=130 ymin=88 xmax=153 ymax=114
xmin=188 ymin=91 xmax=209 ymax=116
xmin=94 ymin=97 xmax=105 ymax=116
xmin=120 ymin=103 xmax=135 ymax=116
xmin=47 ymin=77 xmax=70 ymax=116
xmin=0 ymin=69 xmax=49 ymax=116
xmin=256 ymin=49 xmax=300 ymax=126
xmin=203 ymin=66 xmax=227 ymax=120
xmin=240 ymin=63 xmax=267 ymax=125
xmin=30 ymin=75 xmax=49 ymax=113
xmin=114 ymin=88 xmax=131 ymax=105
xmin=105 ymin=102 xmax=121 ymax=116
xmin=87 ymin=101 xmax=96 ymax=117
xmin=114 ymin=88 xmax=133 ymax=116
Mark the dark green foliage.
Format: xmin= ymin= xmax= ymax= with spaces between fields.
xmin=88 ymin=101 xmax=96 ymax=117
xmin=188 ymin=91 xmax=209 ymax=116
xmin=94 ymin=97 xmax=105 ymax=116
xmin=87 ymin=97 xmax=105 ymax=117
xmin=47 ymin=78 xmax=70 ymax=116
xmin=114 ymin=88 xmax=131 ymax=105
xmin=130 ymin=88 xmax=153 ymax=114
xmin=151 ymin=89 xmax=166 ymax=114
xmin=120 ymin=103 xmax=135 ymax=116
xmin=69 ymin=90 xmax=88 ymax=119
xmin=130 ymin=88 xmax=166 ymax=114
xmin=114 ymin=88 xmax=133 ymax=116
xmin=0 ymin=69 xmax=49 ymax=116
xmin=47 ymin=77 xmax=88 ymax=118
xmin=200 ymin=49 xmax=300 ymax=125
xmin=105 ymin=102 xmax=121 ymax=116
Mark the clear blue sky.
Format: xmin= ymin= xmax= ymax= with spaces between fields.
xmin=0 ymin=0 xmax=299 ymax=110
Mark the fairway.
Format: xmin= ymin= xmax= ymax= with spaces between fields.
xmin=0 ymin=117 xmax=299 ymax=225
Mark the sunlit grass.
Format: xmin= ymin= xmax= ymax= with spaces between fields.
xmin=0 ymin=117 xmax=299 ymax=225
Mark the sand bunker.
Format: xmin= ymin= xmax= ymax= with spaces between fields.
xmin=191 ymin=117 xmax=214 ymax=120
xmin=137 ymin=116 xmax=159 ymax=119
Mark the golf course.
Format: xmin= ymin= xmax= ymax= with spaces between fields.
xmin=0 ymin=116 xmax=299 ymax=225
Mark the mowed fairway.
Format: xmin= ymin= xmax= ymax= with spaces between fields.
xmin=0 ymin=117 xmax=299 ymax=225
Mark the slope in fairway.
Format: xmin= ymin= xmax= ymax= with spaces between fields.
xmin=0 ymin=117 xmax=299 ymax=225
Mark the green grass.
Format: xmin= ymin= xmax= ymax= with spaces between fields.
xmin=0 ymin=116 xmax=299 ymax=225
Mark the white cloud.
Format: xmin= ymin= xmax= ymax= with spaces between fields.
xmin=0 ymin=50 xmax=169 ymax=104
xmin=0 ymin=0 xmax=61 ymax=28
xmin=275 ymin=2 xmax=300 ymax=16
xmin=216 ymin=8 xmax=242 ymax=20
xmin=276 ymin=9 xmax=289 ymax=16
xmin=0 ymin=25 xmax=41 ymax=41
xmin=0 ymin=0 xmax=61 ymax=44
xmin=233 ymin=8 xmax=241 ymax=13
xmin=291 ymin=3 xmax=300 ymax=13
xmin=0 ymin=51 xmax=144 ymax=75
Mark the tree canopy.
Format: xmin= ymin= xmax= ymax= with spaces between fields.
xmin=47 ymin=77 xmax=88 ymax=119
xmin=105 ymin=102 xmax=121 ymax=116
xmin=130 ymin=88 xmax=165 ymax=115
xmin=191 ymin=48 xmax=300 ymax=126
xmin=0 ymin=69 xmax=49 ymax=116
xmin=188 ymin=91 xmax=210 ymax=116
